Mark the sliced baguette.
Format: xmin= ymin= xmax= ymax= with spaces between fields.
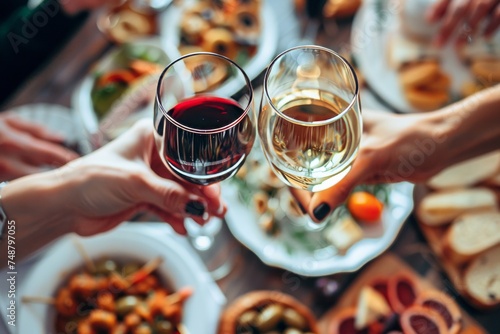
xmin=417 ymin=188 xmax=498 ymax=226
xmin=444 ymin=211 xmax=500 ymax=265
xmin=427 ymin=151 xmax=500 ymax=190
xmin=464 ymin=245 xmax=500 ymax=308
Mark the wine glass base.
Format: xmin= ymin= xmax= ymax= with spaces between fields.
xmin=184 ymin=217 xmax=236 ymax=280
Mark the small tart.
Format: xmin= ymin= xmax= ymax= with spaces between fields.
xmin=231 ymin=9 xmax=261 ymax=43
xmin=415 ymin=289 xmax=462 ymax=334
xmin=400 ymin=305 xmax=448 ymax=334
xmin=218 ymin=291 xmax=319 ymax=334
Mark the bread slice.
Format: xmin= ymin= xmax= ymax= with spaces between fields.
xmin=427 ymin=151 xmax=500 ymax=190
xmin=444 ymin=211 xmax=500 ymax=265
xmin=403 ymin=85 xmax=449 ymax=111
xmin=399 ymin=61 xmax=441 ymax=88
xmin=417 ymin=188 xmax=498 ymax=226
xmin=464 ymin=245 xmax=500 ymax=308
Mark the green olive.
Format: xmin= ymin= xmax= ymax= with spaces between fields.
xmin=254 ymin=304 xmax=284 ymax=332
xmin=238 ymin=310 xmax=258 ymax=327
xmin=284 ymin=329 xmax=303 ymax=334
xmin=283 ymin=308 xmax=307 ymax=330
xmin=154 ymin=320 xmax=173 ymax=334
xmin=116 ymin=296 xmax=140 ymax=316
xmin=94 ymin=259 xmax=118 ymax=276
xmin=121 ymin=263 xmax=141 ymax=277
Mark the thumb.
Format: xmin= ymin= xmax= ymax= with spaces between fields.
xmin=308 ymin=158 xmax=368 ymax=222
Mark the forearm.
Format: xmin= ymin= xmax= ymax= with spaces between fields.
xmin=0 ymin=169 xmax=75 ymax=267
xmin=421 ymin=85 xmax=500 ymax=171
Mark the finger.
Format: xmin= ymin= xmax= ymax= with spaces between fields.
xmin=308 ymin=158 xmax=369 ymax=222
xmin=139 ymin=174 xmax=211 ymax=223
xmin=484 ymin=5 xmax=500 ymax=36
xmin=199 ymin=184 xmax=226 ymax=217
xmin=5 ymin=115 xmax=65 ymax=143
xmin=15 ymin=135 xmax=79 ymax=166
xmin=435 ymin=0 xmax=470 ymax=46
xmin=0 ymin=155 xmax=43 ymax=180
xmin=468 ymin=0 xmax=497 ymax=33
xmin=427 ymin=0 xmax=452 ymax=22
xmin=146 ymin=205 xmax=187 ymax=235
xmin=288 ymin=187 xmax=311 ymax=215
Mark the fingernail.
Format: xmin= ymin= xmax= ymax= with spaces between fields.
xmin=313 ymin=203 xmax=331 ymax=221
xmin=185 ymin=201 xmax=205 ymax=216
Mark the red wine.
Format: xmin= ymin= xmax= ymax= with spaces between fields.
xmin=156 ymin=95 xmax=254 ymax=185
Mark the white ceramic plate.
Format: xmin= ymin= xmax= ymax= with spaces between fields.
xmin=160 ymin=0 xmax=279 ymax=84
xmin=14 ymin=223 xmax=225 ymax=334
xmin=9 ymin=103 xmax=92 ymax=155
xmin=73 ymin=38 xmax=180 ymax=150
xmin=351 ymin=0 xmax=472 ymax=113
xmin=222 ymin=165 xmax=414 ymax=276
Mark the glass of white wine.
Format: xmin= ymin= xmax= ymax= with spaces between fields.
xmin=258 ymin=45 xmax=362 ymax=230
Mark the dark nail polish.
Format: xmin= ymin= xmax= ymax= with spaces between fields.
xmin=185 ymin=201 xmax=205 ymax=216
xmin=313 ymin=203 xmax=330 ymax=221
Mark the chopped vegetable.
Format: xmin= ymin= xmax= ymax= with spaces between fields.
xmin=347 ymin=191 xmax=384 ymax=223
xmin=97 ymin=69 xmax=137 ymax=87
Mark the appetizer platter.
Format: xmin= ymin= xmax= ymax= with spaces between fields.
xmin=73 ymin=38 xmax=180 ymax=149
xmin=351 ymin=0 xmax=500 ymax=113
xmin=14 ymin=223 xmax=225 ymax=334
xmin=222 ymin=149 xmax=414 ymax=277
xmin=160 ymin=0 xmax=279 ymax=84
xmin=414 ymin=151 xmax=500 ymax=309
xmin=319 ymin=253 xmax=487 ymax=334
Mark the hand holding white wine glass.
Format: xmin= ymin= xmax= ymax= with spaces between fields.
xmin=258 ymin=46 xmax=362 ymax=229
xmin=153 ymin=52 xmax=255 ymax=277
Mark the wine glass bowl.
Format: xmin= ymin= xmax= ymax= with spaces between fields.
xmin=154 ymin=52 xmax=255 ymax=186
xmin=258 ymin=45 xmax=362 ymax=192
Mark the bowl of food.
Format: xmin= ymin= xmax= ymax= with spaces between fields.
xmin=218 ymin=290 xmax=319 ymax=334
xmin=17 ymin=223 xmax=225 ymax=334
xmin=73 ymin=38 xmax=180 ymax=150
xmin=160 ymin=0 xmax=279 ymax=84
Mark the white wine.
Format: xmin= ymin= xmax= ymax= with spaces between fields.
xmin=259 ymin=89 xmax=361 ymax=191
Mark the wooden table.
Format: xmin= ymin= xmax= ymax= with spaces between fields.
xmin=2 ymin=1 xmax=499 ymax=333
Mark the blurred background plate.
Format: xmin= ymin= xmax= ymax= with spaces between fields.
xmin=73 ymin=38 xmax=180 ymax=150
xmin=222 ymin=178 xmax=414 ymax=277
xmin=351 ymin=0 xmax=474 ymax=113
xmin=9 ymin=103 xmax=91 ymax=155
xmin=160 ymin=0 xmax=279 ymax=84
xmin=11 ymin=223 xmax=225 ymax=334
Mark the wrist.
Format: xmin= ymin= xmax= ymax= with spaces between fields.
xmin=2 ymin=169 xmax=77 ymax=236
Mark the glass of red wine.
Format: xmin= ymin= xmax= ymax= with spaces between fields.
xmin=154 ymin=52 xmax=255 ymax=277
xmin=154 ymin=52 xmax=255 ymax=185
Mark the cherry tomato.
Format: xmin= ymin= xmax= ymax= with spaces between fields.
xmin=347 ymin=191 xmax=383 ymax=223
